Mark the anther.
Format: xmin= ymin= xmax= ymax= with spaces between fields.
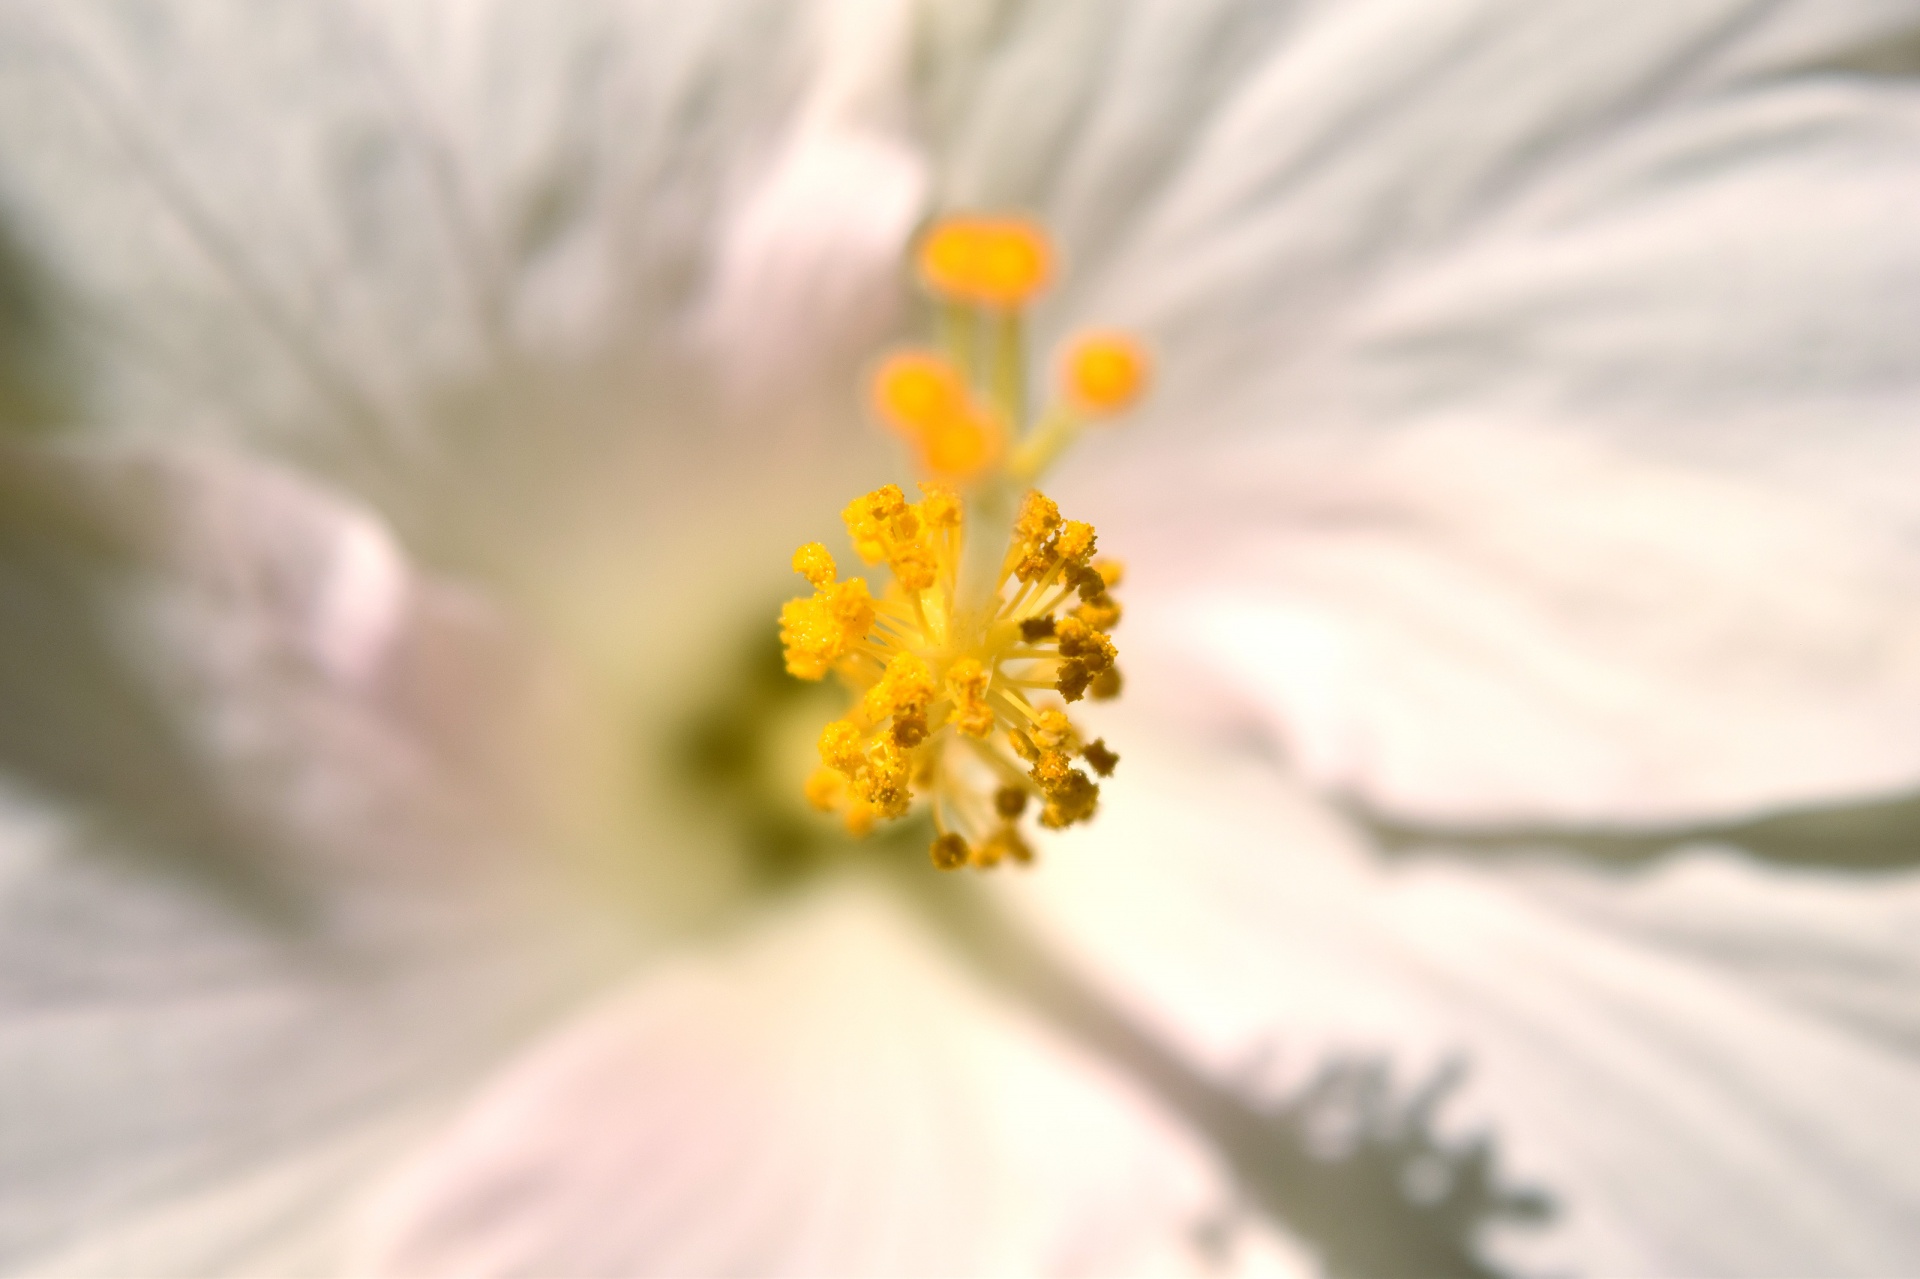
xmin=930 ymin=833 xmax=972 ymax=871
xmin=793 ymin=542 xmax=836 ymax=588
xmin=873 ymin=351 xmax=967 ymax=436
xmin=1063 ymin=332 xmax=1150 ymax=415
xmin=918 ymin=216 xmax=1052 ymax=308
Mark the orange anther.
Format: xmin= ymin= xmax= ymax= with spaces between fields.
xmin=1063 ymin=332 xmax=1150 ymax=414
xmin=872 ymin=350 xmax=968 ymax=436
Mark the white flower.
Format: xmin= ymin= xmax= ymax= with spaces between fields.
xmin=1 ymin=1 xmax=1917 ymax=1277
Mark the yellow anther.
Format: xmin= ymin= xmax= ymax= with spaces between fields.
xmin=1083 ymin=739 xmax=1119 ymax=777
xmin=1063 ymin=332 xmax=1150 ymax=414
xmin=889 ymin=540 xmax=940 ymax=593
xmin=1031 ymin=749 xmax=1076 ymax=793
xmin=918 ymin=482 xmax=963 ymax=528
xmin=864 ymin=653 xmax=935 ymax=748
xmin=918 ymin=216 xmax=1052 ymax=308
xmin=779 ymin=597 xmax=834 ymax=679
xmin=1055 ymin=520 xmax=1097 ymax=567
xmin=842 ymin=485 xmax=911 ymax=564
xmin=845 ymin=797 xmax=878 ymax=837
xmin=792 ymin=542 xmax=837 ymax=589
xmin=1009 ymin=498 xmax=1066 ymax=583
xmin=1014 ymin=490 xmax=1062 ymax=547
xmin=1090 ymin=665 xmax=1123 ymax=701
xmin=873 ymin=351 xmax=968 ymax=436
xmin=779 ymin=576 xmax=875 ymax=680
xmin=1094 ymin=558 xmax=1124 ymax=590
xmin=1034 ymin=709 xmax=1075 ymax=751
xmin=857 ymin=739 xmax=913 ymax=817
xmin=820 ymin=720 xmax=866 ymax=775
xmin=994 ymin=786 xmax=1029 ymax=820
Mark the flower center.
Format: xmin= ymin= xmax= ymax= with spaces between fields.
xmin=777 ymin=214 xmax=1149 ymax=872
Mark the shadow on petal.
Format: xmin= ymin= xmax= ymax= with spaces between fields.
xmin=0 ymin=468 xmax=308 ymax=923
xmin=1355 ymin=787 xmax=1920 ymax=874
xmin=913 ymin=874 xmax=1555 ymax=1279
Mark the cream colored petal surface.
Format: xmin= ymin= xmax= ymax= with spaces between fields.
xmin=359 ymin=879 xmax=1315 ymax=1279
xmin=1003 ymin=718 xmax=1920 ymax=1277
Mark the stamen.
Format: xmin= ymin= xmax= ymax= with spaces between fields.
xmin=779 ymin=211 xmax=1147 ymax=871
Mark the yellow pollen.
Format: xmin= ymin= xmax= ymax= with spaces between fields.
xmin=783 ymin=213 xmax=1147 ymax=871
xmin=780 ymin=482 xmax=1125 ymax=869
xmin=792 ymin=542 xmax=837 ymax=589
xmin=1063 ymin=332 xmax=1151 ymax=414
xmin=779 ymin=575 xmax=875 ymax=680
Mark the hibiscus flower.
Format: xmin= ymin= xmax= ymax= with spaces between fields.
xmin=1 ymin=1 xmax=1917 ymax=1276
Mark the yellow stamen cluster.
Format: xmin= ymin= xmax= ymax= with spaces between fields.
xmin=784 ymin=482 xmax=1125 ymax=870
xmin=782 ymin=211 xmax=1150 ymax=872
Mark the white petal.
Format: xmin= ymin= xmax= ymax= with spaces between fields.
xmin=0 ymin=443 xmax=626 ymax=1273
xmin=357 ymin=879 xmax=1314 ymax=1279
xmin=0 ymin=0 xmax=885 ymax=468
xmin=955 ymin=0 xmax=1920 ymax=820
xmin=1004 ymin=724 xmax=1920 ymax=1276
xmin=1110 ymin=421 xmax=1920 ymax=823
xmin=692 ymin=0 xmax=929 ymax=401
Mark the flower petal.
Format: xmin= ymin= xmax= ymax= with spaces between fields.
xmin=0 ymin=1 xmax=916 ymax=530
xmin=1110 ymin=421 xmax=1920 ymax=824
xmin=357 ymin=879 xmax=1314 ymax=1278
xmin=1006 ymin=721 xmax=1920 ymax=1276
xmin=0 ymin=442 xmax=625 ymax=1273
xmin=692 ymin=0 xmax=929 ymax=401
xmin=962 ymin=0 xmax=1920 ymax=821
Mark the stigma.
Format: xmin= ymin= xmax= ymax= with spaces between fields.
xmin=778 ymin=213 xmax=1148 ymax=871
